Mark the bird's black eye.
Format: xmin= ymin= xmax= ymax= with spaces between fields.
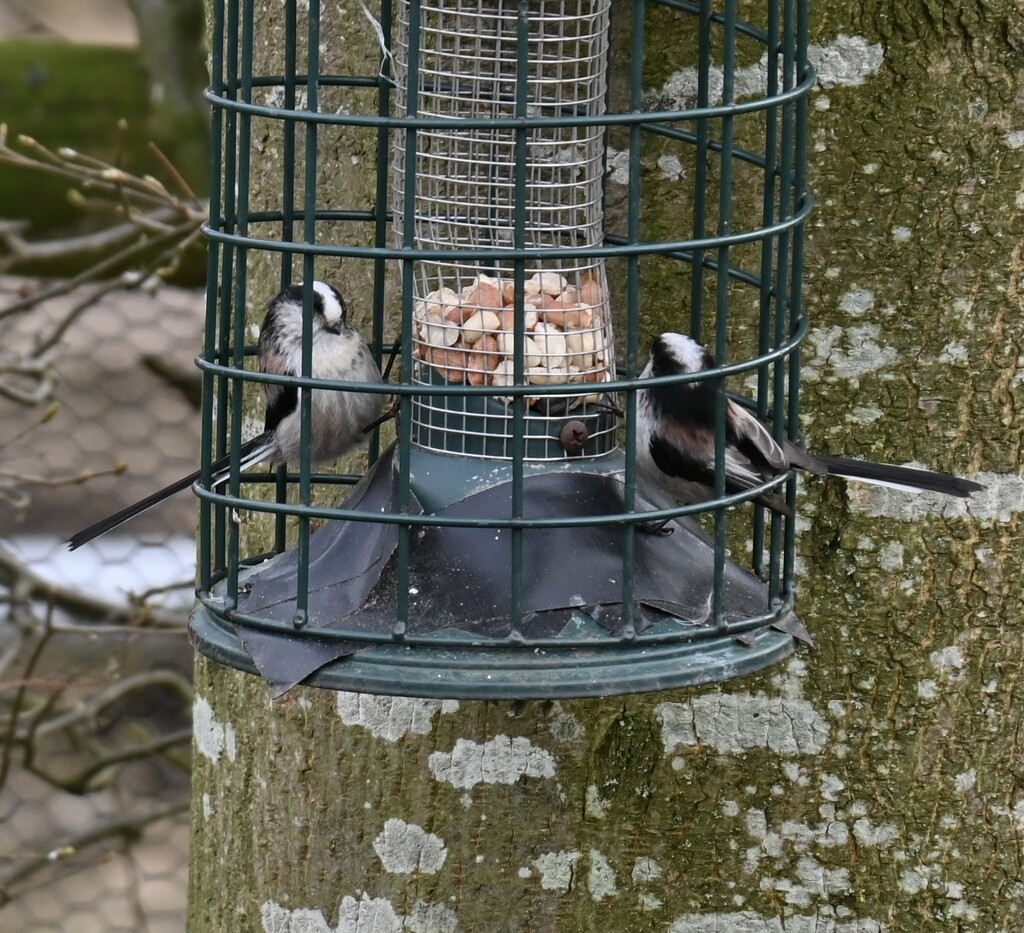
xmin=311 ymin=292 xmax=324 ymax=317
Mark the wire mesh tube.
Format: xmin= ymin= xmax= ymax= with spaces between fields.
xmin=392 ymin=0 xmax=617 ymax=459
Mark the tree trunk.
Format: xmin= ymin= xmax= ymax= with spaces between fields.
xmin=127 ymin=0 xmax=210 ymax=184
xmin=189 ymin=1 xmax=1022 ymax=930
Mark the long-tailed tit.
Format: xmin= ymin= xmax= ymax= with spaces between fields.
xmin=68 ymin=281 xmax=384 ymax=550
xmin=636 ymin=332 xmax=984 ymax=517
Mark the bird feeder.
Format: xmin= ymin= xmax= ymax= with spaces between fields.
xmin=191 ymin=0 xmax=815 ymax=698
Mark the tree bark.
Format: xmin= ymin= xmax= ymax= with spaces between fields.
xmin=189 ymin=1 xmax=1022 ymax=930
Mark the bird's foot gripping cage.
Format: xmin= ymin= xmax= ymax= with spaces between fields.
xmin=192 ymin=0 xmax=814 ymax=699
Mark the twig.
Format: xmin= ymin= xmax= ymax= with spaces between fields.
xmin=30 ymin=220 xmax=196 ymax=355
xmin=0 ymin=604 xmax=53 ymax=790
xmin=0 ymin=464 xmax=127 ymax=489
xmin=130 ymin=577 xmax=196 ymax=604
xmin=0 ymin=356 xmax=54 ymax=405
xmin=0 ymin=216 xmax=194 ymax=328
xmin=0 ymin=796 xmax=190 ymax=907
xmin=58 ymin=727 xmax=193 ymax=793
xmin=148 ymin=141 xmax=200 ymax=204
xmin=21 ymin=670 xmax=193 ymax=743
xmin=0 ymin=213 xmax=171 ymax=266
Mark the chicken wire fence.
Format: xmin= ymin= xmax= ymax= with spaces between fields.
xmin=193 ymin=0 xmax=814 ymax=699
xmin=0 ymin=280 xmax=196 ymax=930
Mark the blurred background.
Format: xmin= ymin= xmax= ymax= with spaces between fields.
xmin=0 ymin=1 xmax=209 ymax=929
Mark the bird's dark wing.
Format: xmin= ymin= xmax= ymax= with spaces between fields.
xmin=650 ymin=421 xmax=764 ymax=493
xmin=263 ymin=383 xmax=298 ymax=434
xmin=728 ymin=402 xmax=789 ymax=472
xmin=260 ymin=347 xmax=298 ymax=435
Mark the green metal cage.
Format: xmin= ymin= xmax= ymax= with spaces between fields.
xmin=191 ymin=0 xmax=815 ymax=699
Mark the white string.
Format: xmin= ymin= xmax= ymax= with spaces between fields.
xmin=355 ymin=0 xmax=395 ymax=81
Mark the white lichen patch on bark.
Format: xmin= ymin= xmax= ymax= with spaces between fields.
xmin=531 ymin=850 xmax=582 ymax=892
xmin=852 ymin=818 xmax=899 ymax=847
xmin=336 ymin=895 xmax=403 ymax=933
xmin=801 ymin=323 xmax=899 ymax=384
xmin=587 ymin=849 xmax=617 ymax=900
xmin=669 ymin=910 xmax=887 ymax=932
xmin=770 ymin=656 xmax=810 ymax=700
xmin=261 ymin=893 xmax=436 ymax=933
xmin=428 ymin=735 xmax=556 ymax=789
xmin=372 ymin=819 xmax=447 ymax=875
xmin=654 ymin=35 xmax=881 ymax=112
xmin=585 ymin=784 xmax=610 ymax=818
xmin=632 ymin=856 xmax=664 ymax=883
xmin=1003 ymin=800 xmax=1024 ymax=830
xmin=774 ymin=856 xmax=853 ymax=905
xmin=808 ymin=35 xmax=885 ymax=89
xmin=604 ymin=147 xmax=630 ymax=185
xmin=640 ymin=893 xmax=664 ymax=911
xmin=404 ymin=901 xmax=459 ymax=932
xmin=929 ymin=645 xmax=966 ymax=673
xmin=900 ymin=868 xmax=931 ymax=894
xmin=839 ymin=287 xmax=875 ymax=316
xmin=261 ymin=900 xmax=336 ymax=933
xmin=546 ymin=703 xmax=585 ymax=744
xmin=894 ymin=868 xmax=977 ymax=920
xmin=657 ymin=695 xmax=829 ymax=756
xmin=819 ymin=774 xmax=845 ymax=802
xmin=614 ymin=36 xmax=882 ymax=186
xmin=193 ymin=696 xmax=237 ymax=764
xmin=954 ymin=769 xmax=977 ymax=792
xmin=336 ymin=692 xmax=459 ymax=742
xmin=739 ymin=795 xmax=901 ymax=892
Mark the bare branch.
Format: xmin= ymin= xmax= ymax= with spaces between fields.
xmin=0 ymin=604 xmax=53 ymax=790
xmin=0 ymin=545 xmax=187 ymax=631
xmin=0 ymin=795 xmax=190 ymax=907
xmin=0 ymin=355 xmax=54 ymax=405
xmin=21 ymin=669 xmax=193 ymax=743
xmin=55 ymin=727 xmax=193 ymax=794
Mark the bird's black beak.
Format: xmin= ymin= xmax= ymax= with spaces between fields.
xmin=324 ymin=321 xmax=343 ymax=335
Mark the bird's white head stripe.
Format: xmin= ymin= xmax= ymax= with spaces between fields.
xmin=659 ymin=333 xmax=707 ymax=372
xmin=311 ymin=280 xmax=344 ymax=326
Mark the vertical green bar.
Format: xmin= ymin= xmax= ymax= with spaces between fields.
xmin=772 ymin=0 xmax=796 ymax=602
xmin=712 ymin=0 xmax=737 ymax=627
xmin=281 ymin=0 xmax=298 ymax=278
xmin=370 ymin=0 xmax=395 ymax=466
xmin=199 ymin=0 xmax=227 ymax=590
xmin=274 ymin=0 xmax=299 ymax=554
xmin=620 ymin=0 xmax=646 ymax=639
xmin=214 ymin=3 xmax=235 ymax=583
xmin=785 ymin=0 xmax=811 ymax=599
xmin=395 ymin=0 xmax=421 ymax=634
xmin=753 ymin=0 xmax=781 ymax=586
xmin=509 ymin=0 xmax=531 ymax=637
xmin=293 ymin=0 xmax=321 ymax=629
xmin=690 ymin=0 xmax=712 ymax=339
xmin=223 ymin=0 xmax=244 ymax=610
xmin=770 ymin=0 xmax=793 ymax=605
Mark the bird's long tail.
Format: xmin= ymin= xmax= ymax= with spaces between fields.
xmin=66 ymin=433 xmax=275 ymax=550
xmin=815 ymin=455 xmax=984 ymax=498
